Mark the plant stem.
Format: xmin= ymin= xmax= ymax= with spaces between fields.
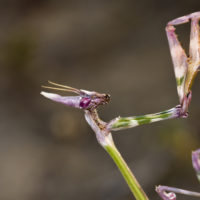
xmin=105 ymin=142 xmax=148 ymax=200
xmin=108 ymin=106 xmax=183 ymax=131
xmin=156 ymin=185 xmax=200 ymax=199
xmin=84 ymin=110 xmax=148 ymax=200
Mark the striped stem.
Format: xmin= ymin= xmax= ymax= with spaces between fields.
xmin=108 ymin=106 xmax=184 ymax=131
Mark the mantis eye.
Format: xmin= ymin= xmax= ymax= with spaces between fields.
xmin=105 ymin=94 xmax=111 ymax=103
xmin=79 ymin=97 xmax=91 ymax=109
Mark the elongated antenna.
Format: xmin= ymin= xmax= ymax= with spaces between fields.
xmin=48 ymin=81 xmax=80 ymax=94
xmin=41 ymin=85 xmax=77 ymax=93
xmin=41 ymin=81 xmax=81 ymax=94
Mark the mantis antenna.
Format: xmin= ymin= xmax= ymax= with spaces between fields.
xmin=42 ymin=81 xmax=81 ymax=94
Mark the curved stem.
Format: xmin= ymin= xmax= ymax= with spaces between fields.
xmin=105 ymin=142 xmax=148 ymax=200
xmin=156 ymin=185 xmax=200 ymax=199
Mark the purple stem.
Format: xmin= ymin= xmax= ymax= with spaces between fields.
xmin=156 ymin=185 xmax=200 ymax=200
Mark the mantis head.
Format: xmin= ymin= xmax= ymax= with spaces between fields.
xmin=41 ymin=81 xmax=110 ymax=110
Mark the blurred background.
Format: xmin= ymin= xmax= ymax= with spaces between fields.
xmin=1 ymin=0 xmax=200 ymax=200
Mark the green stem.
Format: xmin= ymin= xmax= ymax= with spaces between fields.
xmin=84 ymin=110 xmax=148 ymax=200
xmin=104 ymin=142 xmax=148 ymax=200
xmin=108 ymin=106 xmax=180 ymax=131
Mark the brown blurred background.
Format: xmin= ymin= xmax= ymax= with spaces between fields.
xmin=1 ymin=1 xmax=200 ymax=200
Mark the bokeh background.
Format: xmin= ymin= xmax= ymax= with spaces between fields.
xmin=1 ymin=1 xmax=200 ymax=200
